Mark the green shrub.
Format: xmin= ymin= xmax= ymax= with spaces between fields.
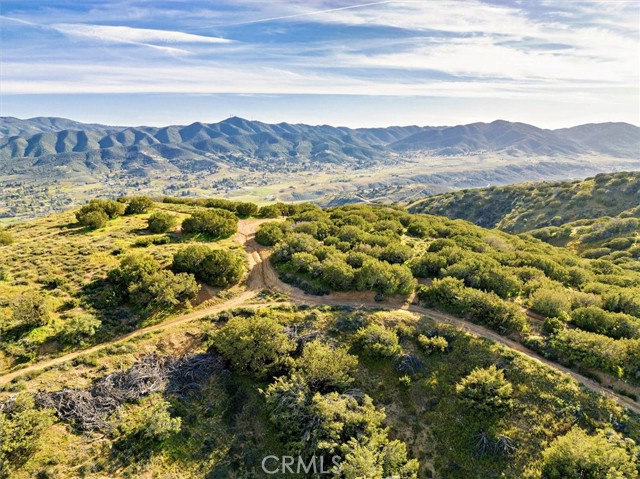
xmin=417 ymin=335 xmax=448 ymax=353
xmin=181 ymin=208 xmax=238 ymax=238
xmin=77 ymin=209 xmax=108 ymax=229
xmin=255 ymin=222 xmax=285 ymax=246
xmin=173 ymin=245 xmax=245 ymax=287
xmin=295 ymin=340 xmax=358 ymax=391
xmin=10 ymin=292 xmax=51 ymax=330
xmin=542 ymin=427 xmax=637 ymax=479
xmin=0 ymin=395 xmax=56 ymax=472
xmin=124 ymin=196 xmax=154 ymax=215
xmin=129 ymin=270 xmax=199 ymax=311
xmin=211 ymin=315 xmax=296 ymax=377
xmin=530 ymin=288 xmax=572 ymax=318
xmin=355 ymin=323 xmax=402 ymax=357
xmin=147 ymin=211 xmax=178 ymax=233
xmin=456 ymin=365 xmax=513 ymax=416
xmin=0 ymin=229 xmax=14 ymax=245
xmin=235 ymin=202 xmax=259 ymax=217
xmin=571 ymin=306 xmax=640 ymax=339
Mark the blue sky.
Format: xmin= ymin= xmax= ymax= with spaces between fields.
xmin=1 ymin=0 xmax=638 ymax=127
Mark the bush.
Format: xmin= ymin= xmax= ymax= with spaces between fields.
xmin=235 ymin=202 xmax=259 ymax=217
xmin=173 ymin=245 xmax=244 ymax=287
xmin=61 ymin=313 xmax=102 ymax=343
xmin=130 ymin=270 xmax=199 ymax=311
xmin=211 ymin=315 xmax=296 ymax=377
xmin=530 ymin=288 xmax=572 ymax=318
xmin=417 ymin=335 xmax=448 ymax=353
xmin=198 ymin=249 xmax=245 ymax=286
xmin=295 ymin=340 xmax=358 ymax=391
xmin=378 ymin=243 xmax=413 ymax=264
xmin=77 ymin=209 xmax=108 ymax=229
xmin=456 ymin=365 xmax=513 ymax=416
xmin=320 ymin=258 xmax=355 ymax=291
xmin=355 ymin=323 xmax=402 ymax=357
xmin=181 ymin=208 xmax=238 ymax=238
xmin=0 ymin=229 xmax=14 ymax=245
xmin=418 ymin=278 xmax=528 ymax=334
xmin=571 ymin=306 xmax=640 ymax=339
xmin=10 ymin=292 xmax=51 ymax=330
xmin=550 ymin=328 xmax=626 ymax=377
xmin=0 ymin=395 xmax=56 ymax=472
xmin=542 ymin=316 xmax=565 ymax=335
xmin=125 ymin=196 xmax=154 ymax=215
xmin=147 ymin=211 xmax=178 ymax=233
xmin=76 ymin=199 xmax=125 ymax=222
xmin=108 ymin=253 xmax=160 ymax=292
xmin=255 ymin=222 xmax=285 ymax=246
xmin=542 ymin=427 xmax=637 ymax=479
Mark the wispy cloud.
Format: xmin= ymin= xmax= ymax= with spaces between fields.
xmin=0 ymin=0 xmax=637 ymax=126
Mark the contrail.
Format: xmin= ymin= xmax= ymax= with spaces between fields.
xmin=196 ymin=1 xmax=395 ymax=29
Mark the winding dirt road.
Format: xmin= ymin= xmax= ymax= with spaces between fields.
xmin=2 ymin=219 xmax=640 ymax=414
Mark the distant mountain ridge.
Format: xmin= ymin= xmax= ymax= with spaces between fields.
xmin=1 ymin=117 xmax=638 ymax=168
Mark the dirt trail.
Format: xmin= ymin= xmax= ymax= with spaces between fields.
xmin=3 ymin=218 xmax=640 ymax=415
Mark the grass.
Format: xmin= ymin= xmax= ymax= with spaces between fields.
xmin=0 ymin=202 xmax=241 ymax=372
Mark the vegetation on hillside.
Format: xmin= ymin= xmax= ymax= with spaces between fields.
xmin=409 ymin=171 xmax=640 ymax=233
xmin=264 ymin=203 xmax=640 ymax=385
xmin=0 ymin=198 xmax=250 ymax=371
xmin=1 ymin=305 xmax=638 ymax=478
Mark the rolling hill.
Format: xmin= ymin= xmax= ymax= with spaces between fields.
xmin=409 ymin=171 xmax=640 ymax=233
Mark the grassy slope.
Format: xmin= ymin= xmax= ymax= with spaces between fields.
xmin=408 ymin=171 xmax=640 ymax=233
xmin=1 ymin=305 xmax=637 ymax=478
xmin=0 ymin=201 xmax=242 ymax=371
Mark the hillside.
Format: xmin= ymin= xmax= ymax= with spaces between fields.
xmin=2 ymin=199 xmax=640 ymax=478
xmin=409 ymin=171 xmax=640 ymax=233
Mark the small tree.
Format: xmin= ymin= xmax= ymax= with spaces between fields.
xmin=542 ymin=427 xmax=637 ymax=479
xmin=211 ymin=315 xmax=296 ymax=378
xmin=77 ymin=209 xmax=108 ymax=229
xmin=125 ymin=196 xmax=154 ymax=215
xmin=182 ymin=208 xmax=238 ymax=238
xmin=355 ymin=323 xmax=402 ymax=357
xmin=255 ymin=222 xmax=285 ymax=246
xmin=11 ymin=292 xmax=51 ymax=329
xmin=147 ymin=211 xmax=178 ymax=233
xmin=456 ymin=365 xmax=513 ymax=416
xmin=295 ymin=340 xmax=358 ymax=391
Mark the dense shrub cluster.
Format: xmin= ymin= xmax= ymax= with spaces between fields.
xmin=76 ymin=199 xmax=125 ymax=229
xmin=108 ymin=253 xmax=199 ymax=312
xmin=124 ymin=196 xmax=154 ymax=215
xmin=209 ymin=310 xmax=419 ymax=477
xmin=181 ymin=208 xmax=238 ymax=238
xmin=172 ymin=245 xmax=245 ymax=287
xmin=418 ymin=278 xmax=528 ymax=334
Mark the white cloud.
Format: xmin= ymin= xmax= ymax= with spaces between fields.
xmin=52 ymin=23 xmax=232 ymax=54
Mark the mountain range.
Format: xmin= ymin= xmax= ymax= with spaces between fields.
xmin=1 ymin=117 xmax=638 ymax=171
xmin=1 ymin=116 xmax=638 ymax=222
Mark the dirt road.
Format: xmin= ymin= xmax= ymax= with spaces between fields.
xmin=3 ymin=218 xmax=640 ymax=415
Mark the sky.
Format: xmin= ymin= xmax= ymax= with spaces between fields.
xmin=1 ymin=0 xmax=638 ymax=128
